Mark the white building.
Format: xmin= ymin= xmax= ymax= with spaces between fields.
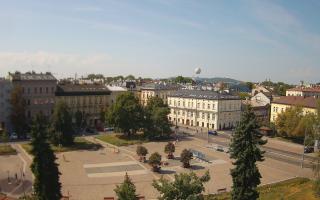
xmin=168 ymin=90 xmax=241 ymax=130
xmin=0 ymin=78 xmax=13 ymax=131
xmin=286 ymin=87 xmax=320 ymax=98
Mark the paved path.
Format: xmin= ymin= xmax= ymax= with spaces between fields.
xmin=7 ymin=144 xmax=33 ymax=198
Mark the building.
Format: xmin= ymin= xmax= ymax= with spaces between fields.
xmin=168 ymin=90 xmax=241 ymax=130
xmin=140 ymin=83 xmax=179 ymax=106
xmin=243 ymin=92 xmax=271 ymax=124
xmin=270 ymin=96 xmax=318 ymax=123
xmin=0 ymin=78 xmax=13 ymax=131
xmin=286 ymin=87 xmax=320 ymax=98
xmin=9 ymin=71 xmax=57 ymax=121
xmin=55 ymin=83 xmax=111 ymax=127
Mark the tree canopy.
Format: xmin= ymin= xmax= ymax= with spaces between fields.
xmin=106 ymin=92 xmax=144 ymax=137
xmin=144 ymin=97 xmax=172 ymax=139
xmin=114 ymin=173 xmax=138 ymax=200
xmin=230 ymin=106 xmax=267 ymax=200
xmin=152 ymin=171 xmax=210 ymax=200
xmin=30 ymin=113 xmax=62 ymax=200
xmin=10 ymin=85 xmax=27 ymax=138
xmin=51 ymin=101 xmax=74 ymax=146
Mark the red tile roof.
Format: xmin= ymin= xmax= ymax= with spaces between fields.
xmin=272 ymin=96 xmax=318 ymax=109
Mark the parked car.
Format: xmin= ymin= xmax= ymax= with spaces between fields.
xmin=208 ymin=130 xmax=218 ymax=136
xmin=214 ymin=146 xmax=224 ymax=152
xmin=85 ymin=128 xmax=96 ymax=134
xmin=304 ymin=146 xmax=314 ymax=153
xmin=10 ymin=132 xmax=18 ymax=140
xmin=104 ymin=127 xmax=114 ymax=132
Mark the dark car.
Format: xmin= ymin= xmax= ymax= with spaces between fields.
xmin=208 ymin=130 xmax=218 ymax=136
xmin=304 ymin=146 xmax=314 ymax=153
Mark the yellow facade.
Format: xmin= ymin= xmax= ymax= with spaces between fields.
xmin=270 ymin=103 xmax=317 ymax=123
xmin=140 ymin=89 xmax=174 ymax=106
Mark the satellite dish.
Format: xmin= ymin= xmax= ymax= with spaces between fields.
xmin=194 ymin=67 xmax=201 ymax=74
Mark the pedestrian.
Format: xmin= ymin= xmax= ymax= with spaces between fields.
xmin=15 ymin=173 xmax=18 ymax=180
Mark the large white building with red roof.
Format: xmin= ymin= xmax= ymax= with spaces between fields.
xmin=286 ymin=87 xmax=320 ymax=98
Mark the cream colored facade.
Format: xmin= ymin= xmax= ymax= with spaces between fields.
xmin=167 ymin=90 xmax=241 ymax=130
xmin=140 ymin=84 xmax=178 ymax=106
xmin=270 ymin=103 xmax=316 ymax=123
xmin=141 ymin=89 xmax=174 ymax=106
xmin=55 ymin=84 xmax=110 ymax=127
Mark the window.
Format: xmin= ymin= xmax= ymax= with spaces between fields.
xmin=34 ymin=87 xmax=37 ymax=94
xmin=207 ymin=104 xmax=210 ymax=109
xmin=46 ymin=87 xmax=48 ymax=94
xmin=39 ymin=87 xmax=42 ymax=94
xmin=202 ymin=103 xmax=205 ymax=109
xmin=212 ymin=104 xmax=215 ymax=110
xmin=202 ymin=112 xmax=205 ymax=119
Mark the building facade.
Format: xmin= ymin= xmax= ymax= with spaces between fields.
xmin=270 ymin=96 xmax=317 ymax=123
xmin=168 ymin=90 xmax=241 ymax=130
xmin=286 ymin=87 xmax=320 ymax=98
xmin=9 ymin=72 xmax=57 ymax=121
xmin=55 ymin=83 xmax=111 ymax=127
xmin=140 ymin=83 xmax=179 ymax=106
xmin=243 ymin=92 xmax=271 ymax=124
xmin=0 ymin=78 xmax=13 ymax=131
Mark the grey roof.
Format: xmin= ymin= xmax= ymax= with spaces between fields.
xmin=141 ymin=83 xmax=180 ymax=90
xmin=168 ymin=90 xmax=240 ymax=100
xmin=11 ymin=72 xmax=57 ymax=81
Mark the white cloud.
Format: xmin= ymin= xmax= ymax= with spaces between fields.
xmin=0 ymin=51 xmax=112 ymax=78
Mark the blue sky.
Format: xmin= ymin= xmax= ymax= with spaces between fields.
xmin=0 ymin=0 xmax=319 ymax=83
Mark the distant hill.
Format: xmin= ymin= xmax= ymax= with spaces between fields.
xmin=194 ymin=77 xmax=242 ymax=85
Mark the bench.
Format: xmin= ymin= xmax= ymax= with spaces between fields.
xmin=217 ymin=188 xmax=227 ymax=194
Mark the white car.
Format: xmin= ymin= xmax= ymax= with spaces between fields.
xmin=10 ymin=132 xmax=18 ymax=140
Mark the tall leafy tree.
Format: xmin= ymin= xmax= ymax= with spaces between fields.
xmin=51 ymin=101 xmax=74 ymax=146
xmin=9 ymin=86 xmax=27 ymax=138
xmin=144 ymin=97 xmax=171 ymax=139
xmin=230 ymin=106 xmax=267 ymax=200
xmin=30 ymin=113 xmax=62 ymax=200
xmin=114 ymin=173 xmax=138 ymax=200
xmin=106 ymin=92 xmax=143 ymax=137
xmin=152 ymin=171 xmax=210 ymax=200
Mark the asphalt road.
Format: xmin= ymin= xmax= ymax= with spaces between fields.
xmin=176 ymin=126 xmax=316 ymax=168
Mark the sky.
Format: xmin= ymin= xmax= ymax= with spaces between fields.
xmin=0 ymin=0 xmax=319 ymax=84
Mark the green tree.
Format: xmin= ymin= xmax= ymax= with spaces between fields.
xmin=136 ymin=145 xmax=148 ymax=162
xmin=148 ymin=152 xmax=162 ymax=172
xmin=74 ymin=110 xmax=87 ymax=132
xmin=152 ymin=171 xmax=210 ymax=200
xmin=144 ymin=97 xmax=171 ymax=139
xmin=114 ymin=173 xmax=138 ymax=200
xmin=245 ymin=82 xmax=254 ymax=90
xmin=173 ymin=76 xmax=193 ymax=84
xmin=0 ymin=129 xmax=9 ymax=143
xmin=106 ymin=92 xmax=143 ymax=137
xmin=164 ymin=142 xmax=175 ymax=159
xmin=230 ymin=106 xmax=267 ymax=200
xmin=180 ymin=149 xmax=193 ymax=168
xmin=125 ymin=74 xmax=135 ymax=80
xmin=30 ymin=113 xmax=62 ymax=200
xmin=51 ymin=101 xmax=74 ymax=146
xmin=275 ymin=106 xmax=303 ymax=138
xmin=10 ymin=86 xmax=27 ymax=138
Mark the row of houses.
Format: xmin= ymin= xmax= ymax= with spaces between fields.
xmin=2 ymin=71 xmax=318 ymax=134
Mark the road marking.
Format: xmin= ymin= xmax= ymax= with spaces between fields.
xmin=84 ymin=161 xmax=138 ymax=168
